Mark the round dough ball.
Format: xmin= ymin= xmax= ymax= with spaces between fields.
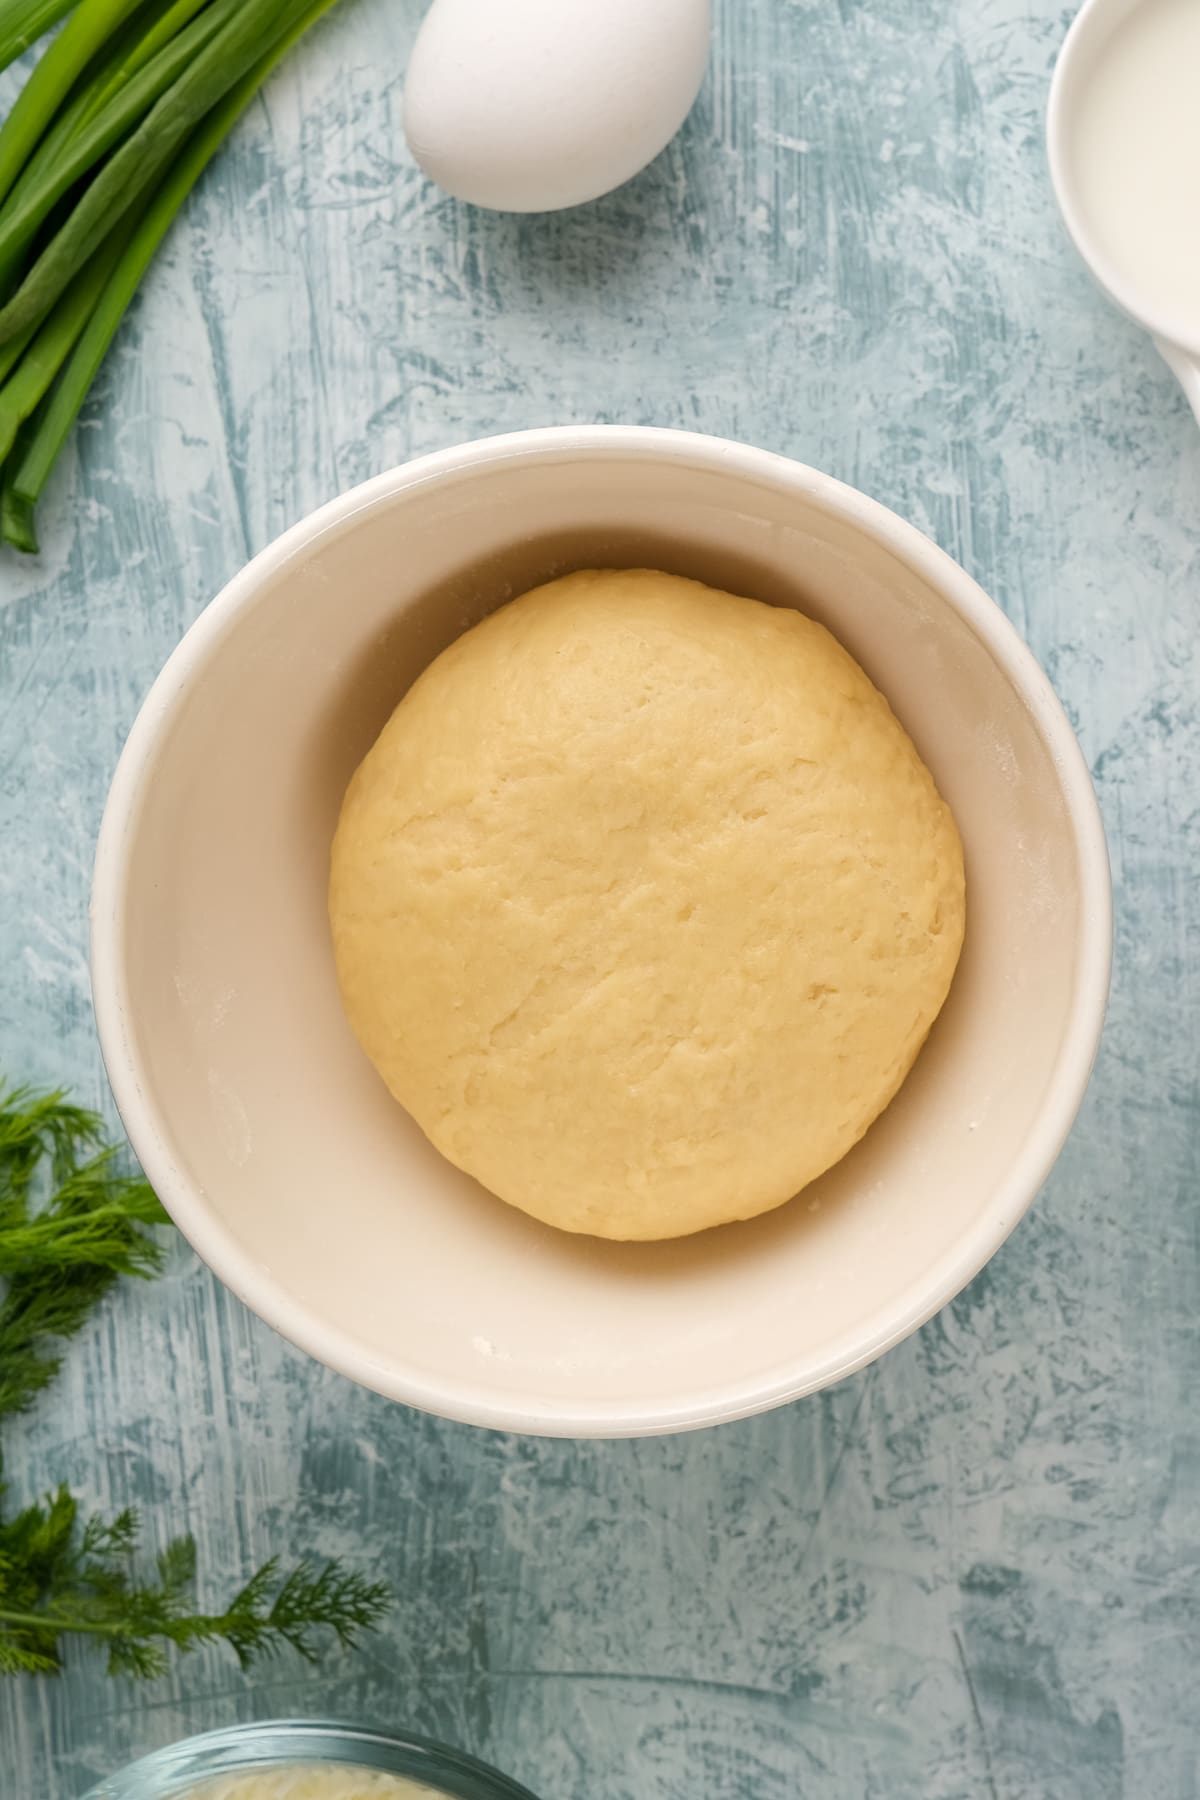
xmin=329 ymin=569 xmax=965 ymax=1240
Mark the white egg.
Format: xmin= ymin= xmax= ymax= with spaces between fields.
xmin=402 ymin=0 xmax=711 ymax=213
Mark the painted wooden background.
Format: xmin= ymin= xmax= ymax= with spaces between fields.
xmin=2 ymin=1 xmax=1198 ymax=1795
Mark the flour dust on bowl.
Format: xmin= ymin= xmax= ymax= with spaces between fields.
xmin=78 ymin=1719 xmax=540 ymax=1799
xmin=90 ymin=427 xmax=1112 ymax=1438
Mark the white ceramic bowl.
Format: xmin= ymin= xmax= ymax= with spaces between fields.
xmin=1047 ymin=0 xmax=1200 ymax=424
xmin=92 ymin=427 xmax=1111 ymax=1438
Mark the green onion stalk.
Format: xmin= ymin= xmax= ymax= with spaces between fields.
xmin=0 ymin=0 xmax=344 ymax=550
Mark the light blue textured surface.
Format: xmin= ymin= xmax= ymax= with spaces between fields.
xmin=2 ymin=1 xmax=1198 ymax=1796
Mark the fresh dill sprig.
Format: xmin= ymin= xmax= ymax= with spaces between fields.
xmin=0 ymin=1082 xmax=169 ymax=1420
xmin=0 ymin=1489 xmax=392 ymax=1677
xmin=0 ymin=1081 xmax=392 ymax=1677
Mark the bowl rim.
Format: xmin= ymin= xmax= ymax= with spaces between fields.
xmin=77 ymin=1717 xmax=540 ymax=1800
xmin=1046 ymin=0 xmax=1200 ymax=362
xmin=90 ymin=424 xmax=1113 ymax=1439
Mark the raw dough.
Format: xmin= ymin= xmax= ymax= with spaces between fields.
xmin=184 ymin=1773 xmax=435 ymax=1800
xmin=329 ymin=569 xmax=965 ymax=1240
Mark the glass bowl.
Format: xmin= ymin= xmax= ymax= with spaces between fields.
xmin=79 ymin=1720 xmax=541 ymax=1800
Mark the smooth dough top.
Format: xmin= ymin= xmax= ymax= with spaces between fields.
xmin=329 ymin=569 xmax=965 ymax=1240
